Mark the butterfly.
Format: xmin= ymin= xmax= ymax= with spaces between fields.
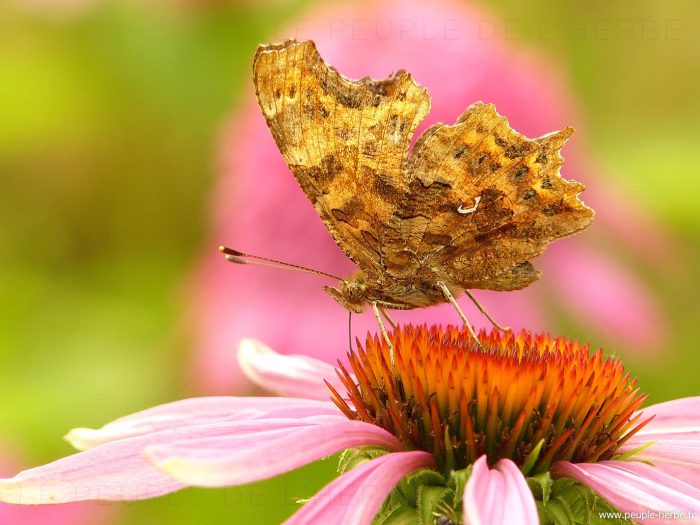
xmin=221 ymin=39 xmax=594 ymax=347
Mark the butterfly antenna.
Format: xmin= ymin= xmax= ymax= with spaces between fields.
xmin=348 ymin=311 xmax=353 ymax=353
xmin=219 ymin=246 xmax=343 ymax=281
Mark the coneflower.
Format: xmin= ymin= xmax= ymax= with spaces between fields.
xmin=1 ymin=327 xmax=698 ymax=524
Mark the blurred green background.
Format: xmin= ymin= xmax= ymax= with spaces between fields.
xmin=0 ymin=0 xmax=698 ymax=523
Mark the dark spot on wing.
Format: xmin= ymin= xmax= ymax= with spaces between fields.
xmin=416 ymin=178 xmax=452 ymax=190
xmin=305 ymin=155 xmax=344 ymax=185
xmin=504 ymin=144 xmax=524 ymax=159
xmin=497 ymin=137 xmax=535 ymax=160
xmin=542 ymin=199 xmax=573 ymax=216
xmin=522 ymin=189 xmax=538 ymax=201
xmin=336 ymin=127 xmax=351 ymax=141
xmin=331 ymin=196 xmax=365 ymax=225
xmin=362 ymin=142 xmax=378 ymax=158
xmin=320 ymin=72 xmax=363 ymax=109
xmin=302 ymin=101 xmax=316 ymax=119
xmin=475 ymin=153 xmax=488 ymax=168
xmin=468 ymin=151 xmax=502 ymax=175
xmin=437 ymin=201 xmax=459 ymax=213
xmin=331 ymin=208 xmax=350 ymax=221
xmin=396 ymin=211 xmax=431 ymax=221
xmin=374 ymin=172 xmax=401 ymax=202
xmin=454 ymin=144 xmax=468 ymax=159
xmin=344 ymin=195 xmax=365 ymax=216
xmin=338 ymin=91 xmax=361 ymax=108
xmin=366 ymin=78 xmax=391 ymax=96
xmin=513 ymin=166 xmax=529 ymax=180
xmin=474 ymin=221 xmax=517 ymax=243
xmin=389 ymin=115 xmax=400 ymax=134
xmin=422 ymin=232 xmax=453 ymax=246
xmin=361 ymin=229 xmax=381 ymax=255
xmin=479 ymin=188 xmax=504 ymax=204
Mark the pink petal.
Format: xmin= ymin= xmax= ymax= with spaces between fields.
xmin=617 ymin=452 xmax=700 ymax=492
xmin=67 ymin=396 xmax=340 ymax=450
xmin=0 ymin=416 xmax=337 ymax=503
xmin=238 ymin=339 xmax=350 ymax=400
xmin=464 ymin=456 xmax=538 ymax=525
xmin=623 ymin=439 xmax=700 ymax=467
xmin=147 ymin=420 xmax=402 ymax=487
xmin=0 ymin=440 xmax=184 ymax=504
xmin=0 ymin=501 xmax=114 ymax=525
xmin=619 ymin=397 xmax=700 ymax=488
xmin=285 ymin=451 xmax=435 ymax=525
xmin=553 ymin=460 xmax=700 ymax=520
xmin=633 ymin=397 xmax=700 ymax=433
xmin=0 ymin=443 xmax=115 ymax=524
xmin=640 ymin=461 xmax=700 ymax=493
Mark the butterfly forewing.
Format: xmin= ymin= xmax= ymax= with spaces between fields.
xmin=254 ymin=40 xmax=430 ymax=278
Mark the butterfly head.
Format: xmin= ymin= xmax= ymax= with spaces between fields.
xmin=323 ymin=277 xmax=367 ymax=314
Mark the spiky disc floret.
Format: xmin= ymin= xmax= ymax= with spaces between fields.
xmin=328 ymin=325 xmax=650 ymax=474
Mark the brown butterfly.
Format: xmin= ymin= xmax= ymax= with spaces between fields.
xmin=221 ymin=39 xmax=594 ymax=348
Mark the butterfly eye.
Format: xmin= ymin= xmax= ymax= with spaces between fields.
xmin=457 ymin=195 xmax=481 ymax=215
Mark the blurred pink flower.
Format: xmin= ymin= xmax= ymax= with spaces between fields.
xmin=0 ymin=440 xmax=114 ymax=525
xmin=188 ymin=0 xmax=672 ymax=393
xmin=1 ymin=333 xmax=698 ymax=524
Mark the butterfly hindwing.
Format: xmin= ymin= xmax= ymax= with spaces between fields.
xmin=391 ymin=103 xmax=593 ymax=290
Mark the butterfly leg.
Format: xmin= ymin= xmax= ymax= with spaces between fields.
xmin=436 ymin=281 xmax=482 ymax=347
xmin=464 ymin=290 xmax=511 ymax=331
xmin=378 ymin=305 xmax=397 ymax=330
xmin=372 ymin=301 xmax=395 ymax=366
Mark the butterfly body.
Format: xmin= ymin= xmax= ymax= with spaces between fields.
xmin=324 ymin=272 xmax=452 ymax=313
xmin=253 ymin=40 xmax=594 ymax=317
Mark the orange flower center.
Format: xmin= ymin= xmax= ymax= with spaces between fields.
xmin=328 ymin=325 xmax=650 ymax=474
